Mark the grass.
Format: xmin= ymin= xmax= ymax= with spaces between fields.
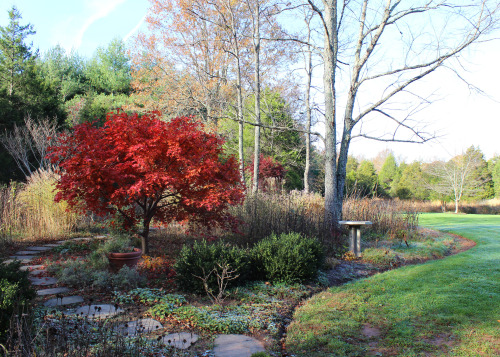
xmin=286 ymin=214 xmax=500 ymax=356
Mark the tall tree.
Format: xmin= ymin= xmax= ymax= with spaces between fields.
xmin=0 ymin=6 xmax=35 ymax=100
xmin=39 ymin=45 xmax=87 ymax=101
xmin=378 ymin=152 xmax=398 ymax=196
xmin=304 ymin=0 xmax=500 ymax=228
xmin=426 ymin=149 xmax=490 ymax=213
xmin=0 ymin=6 xmax=63 ymax=182
xmin=87 ymin=38 xmax=132 ymax=96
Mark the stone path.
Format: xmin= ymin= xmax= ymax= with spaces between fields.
xmin=213 ymin=334 xmax=265 ymax=357
xmin=3 ymin=237 xmax=268 ymax=356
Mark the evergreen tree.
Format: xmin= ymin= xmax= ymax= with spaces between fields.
xmin=0 ymin=7 xmax=64 ymax=182
xmin=488 ymin=156 xmax=500 ymax=198
xmin=463 ymin=146 xmax=494 ymax=200
xmin=378 ymin=152 xmax=398 ymax=197
xmin=396 ymin=162 xmax=429 ymax=200
xmin=86 ymin=38 xmax=132 ymax=95
xmin=356 ymin=160 xmax=378 ymax=197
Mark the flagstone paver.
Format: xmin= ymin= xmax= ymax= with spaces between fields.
xmin=117 ymin=318 xmax=163 ymax=337
xmin=14 ymin=250 xmax=40 ymax=255
xmin=20 ymin=264 xmax=44 ymax=271
xmin=44 ymin=244 xmax=62 ymax=247
xmin=8 ymin=255 xmax=33 ymax=262
xmin=29 ymin=276 xmax=58 ymax=286
xmin=26 ymin=246 xmax=52 ymax=252
xmin=44 ymin=296 xmax=84 ymax=307
xmin=74 ymin=304 xmax=123 ymax=319
xmin=37 ymin=287 xmax=71 ymax=296
xmin=213 ymin=334 xmax=265 ymax=357
xmin=162 ymin=332 xmax=199 ymax=350
xmin=29 ymin=269 xmax=47 ymax=276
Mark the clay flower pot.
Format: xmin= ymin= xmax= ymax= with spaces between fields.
xmin=107 ymin=248 xmax=142 ymax=272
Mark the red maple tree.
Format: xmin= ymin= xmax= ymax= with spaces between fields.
xmin=246 ymin=155 xmax=286 ymax=192
xmin=48 ymin=111 xmax=245 ymax=254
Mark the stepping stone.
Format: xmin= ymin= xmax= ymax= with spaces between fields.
xmin=74 ymin=304 xmax=123 ymax=319
xmin=20 ymin=265 xmax=44 ymax=272
xmin=117 ymin=318 xmax=163 ymax=337
xmin=29 ymin=276 xmax=58 ymax=286
xmin=37 ymin=287 xmax=71 ymax=296
xmin=213 ymin=334 xmax=265 ymax=357
xmin=162 ymin=332 xmax=199 ymax=350
xmin=14 ymin=250 xmax=39 ymax=255
xmin=71 ymin=237 xmax=91 ymax=241
xmin=8 ymin=256 xmax=33 ymax=262
xmin=57 ymin=240 xmax=67 ymax=244
xmin=44 ymin=244 xmax=61 ymax=247
xmin=26 ymin=246 xmax=52 ymax=252
xmin=29 ymin=269 xmax=47 ymax=276
xmin=44 ymin=295 xmax=84 ymax=307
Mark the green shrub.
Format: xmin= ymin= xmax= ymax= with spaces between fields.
xmin=252 ymin=232 xmax=324 ymax=283
xmin=174 ymin=240 xmax=251 ymax=294
xmin=0 ymin=261 xmax=36 ymax=342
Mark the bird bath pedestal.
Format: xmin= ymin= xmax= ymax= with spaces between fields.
xmin=339 ymin=221 xmax=373 ymax=258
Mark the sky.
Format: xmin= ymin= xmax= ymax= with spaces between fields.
xmin=1 ymin=0 xmax=499 ymax=164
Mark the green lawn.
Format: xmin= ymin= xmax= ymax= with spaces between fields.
xmin=286 ymin=214 xmax=500 ymax=356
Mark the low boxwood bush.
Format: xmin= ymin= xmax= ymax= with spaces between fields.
xmin=174 ymin=240 xmax=251 ymax=294
xmin=252 ymin=232 xmax=324 ymax=283
xmin=0 ymin=261 xmax=36 ymax=342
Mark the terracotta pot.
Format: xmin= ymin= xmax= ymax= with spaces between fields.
xmin=108 ymin=248 xmax=142 ymax=272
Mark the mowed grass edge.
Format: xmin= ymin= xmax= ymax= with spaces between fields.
xmin=286 ymin=214 xmax=500 ymax=356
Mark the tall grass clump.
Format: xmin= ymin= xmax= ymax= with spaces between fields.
xmin=343 ymin=196 xmax=419 ymax=237
xmin=229 ymin=193 xmax=420 ymax=252
xmin=229 ymin=192 xmax=333 ymax=247
xmin=0 ymin=169 xmax=80 ymax=241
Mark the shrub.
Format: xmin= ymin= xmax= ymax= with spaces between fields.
xmin=252 ymin=232 xmax=324 ymax=283
xmin=47 ymin=258 xmax=145 ymax=291
xmin=0 ymin=261 xmax=36 ymax=342
xmin=174 ymin=240 xmax=251 ymax=294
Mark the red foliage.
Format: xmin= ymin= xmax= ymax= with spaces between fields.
xmin=246 ymin=155 xmax=286 ymax=191
xmin=48 ymin=111 xmax=245 ymax=252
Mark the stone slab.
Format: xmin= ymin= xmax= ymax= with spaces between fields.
xmin=26 ymin=246 xmax=52 ymax=252
xmin=20 ymin=265 xmax=44 ymax=271
xmin=74 ymin=304 xmax=123 ymax=319
xmin=162 ymin=332 xmax=199 ymax=350
xmin=14 ymin=250 xmax=39 ymax=255
xmin=8 ymin=256 xmax=33 ymax=262
xmin=117 ymin=318 xmax=163 ymax=337
xmin=71 ymin=237 xmax=91 ymax=241
xmin=44 ymin=244 xmax=61 ymax=247
xmin=29 ymin=269 xmax=47 ymax=276
xmin=44 ymin=296 xmax=84 ymax=307
xmin=29 ymin=276 xmax=58 ymax=286
xmin=37 ymin=287 xmax=71 ymax=296
xmin=213 ymin=334 xmax=265 ymax=357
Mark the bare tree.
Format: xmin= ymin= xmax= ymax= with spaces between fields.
xmin=0 ymin=116 xmax=58 ymax=178
xmin=303 ymin=0 xmax=500 ymax=227
xmin=426 ymin=152 xmax=491 ymax=213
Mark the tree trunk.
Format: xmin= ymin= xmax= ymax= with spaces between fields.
xmin=323 ymin=0 xmax=339 ymax=227
xmin=455 ymin=199 xmax=459 ymax=214
xmin=252 ymin=1 xmax=261 ymax=195
xmin=303 ymin=20 xmax=313 ymax=194
xmin=141 ymin=218 xmax=151 ymax=255
xmin=236 ymin=57 xmax=245 ymax=184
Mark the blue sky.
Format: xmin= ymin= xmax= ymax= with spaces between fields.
xmin=0 ymin=0 xmax=149 ymax=58
xmin=1 ymin=1 xmax=499 ymax=162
